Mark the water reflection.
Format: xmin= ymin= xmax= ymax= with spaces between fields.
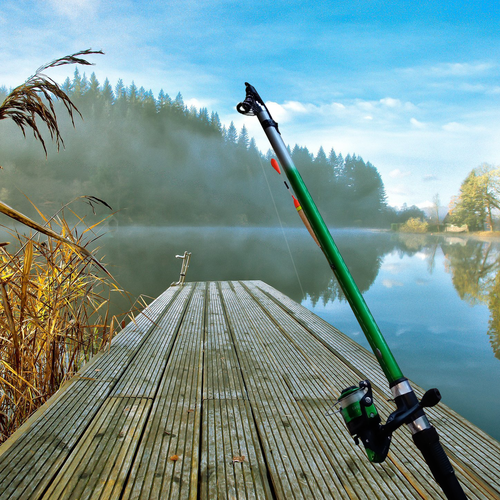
xmin=3 ymin=225 xmax=499 ymax=438
xmin=441 ymin=238 xmax=500 ymax=360
xmin=97 ymin=227 xmax=500 ymax=361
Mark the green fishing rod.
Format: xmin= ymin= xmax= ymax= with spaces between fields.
xmin=237 ymin=82 xmax=467 ymax=499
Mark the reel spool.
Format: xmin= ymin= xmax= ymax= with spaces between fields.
xmin=338 ymin=380 xmax=391 ymax=463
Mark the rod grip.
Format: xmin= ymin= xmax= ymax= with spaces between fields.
xmin=412 ymin=427 xmax=467 ymax=499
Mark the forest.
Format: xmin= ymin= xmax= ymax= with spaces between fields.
xmin=0 ymin=70 xmax=417 ymax=228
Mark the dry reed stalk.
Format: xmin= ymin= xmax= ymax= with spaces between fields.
xmin=0 ymin=50 xmax=146 ymax=443
xmin=0 ymin=206 xmax=132 ymax=443
xmin=0 ymin=49 xmax=103 ymax=155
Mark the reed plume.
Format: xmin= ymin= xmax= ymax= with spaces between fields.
xmin=0 ymin=49 xmax=103 ymax=155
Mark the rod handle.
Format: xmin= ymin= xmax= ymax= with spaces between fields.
xmin=413 ymin=427 xmax=467 ymax=499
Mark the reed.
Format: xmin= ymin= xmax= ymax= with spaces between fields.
xmin=0 ymin=205 xmax=131 ymax=443
xmin=0 ymin=49 xmax=103 ymax=155
xmin=0 ymin=50 xmax=137 ymax=443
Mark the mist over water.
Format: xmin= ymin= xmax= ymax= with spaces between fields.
xmin=93 ymin=226 xmax=500 ymax=441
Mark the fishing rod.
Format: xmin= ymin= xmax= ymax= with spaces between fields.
xmin=237 ymin=82 xmax=467 ymax=499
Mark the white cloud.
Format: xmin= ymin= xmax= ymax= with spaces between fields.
xmin=46 ymin=0 xmax=100 ymax=19
xmin=431 ymin=61 xmax=496 ymax=77
xmin=417 ymin=200 xmax=434 ymax=209
xmin=380 ymin=97 xmax=400 ymax=108
xmin=184 ymin=97 xmax=218 ymax=111
xmin=442 ymin=121 xmax=470 ymax=132
xmin=382 ymin=279 xmax=404 ymax=288
xmin=284 ymin=101 xmax=309 ymax=113
xmin=410 ymin=117 xmax=425 ymax=128
xmin=389 ymin=168 xmax=411 ymax=178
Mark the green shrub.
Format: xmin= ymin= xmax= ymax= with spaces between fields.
xmin=399 ymin=217 xmax=428 ymax=233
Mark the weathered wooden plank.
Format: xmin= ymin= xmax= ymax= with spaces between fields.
xmin=200 ymin=399 xmax=273 ymax=500
xmin=220 ymin=281 xmax=351 ymax=499
xmin=199 ymin=282 xmax=272 ymax=499
xmin=203 ymin=282 xmax=247 ymax=401
xmin=0 ymin=284 xmax=186 ymax=499
xmin=42 ymin=397 xmax=152 ymax=499
xmin=122 ymin=282 xmax=206 ymax=500
xmin=111 ymin=285 xmax=195 ymax=398
xmin=245 ymin=280 xmax=500 ymax=499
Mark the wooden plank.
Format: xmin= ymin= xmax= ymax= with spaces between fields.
xmin=111 ymin=285 xmax=195 ymax=398
xmin=199 ymin=281 xmax=272 ymax=499
xmin=200 ymin=399 xmax=273 ymax=500
xmin=245 ymin=280 xmax=500 ymax=499
xmin=220 ymin=281 xmax=351 ymax=499
xmin=0 ymin=284 xmax=187 ymax=499
xmin=122 ymin=282 xmax=206 ymax=500
xmin=203 ymin=282 xmax=247 ymax=401
xmin=42 ymin=397 xmax=152 ymax=499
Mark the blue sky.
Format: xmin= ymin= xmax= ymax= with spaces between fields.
xmin=1 ymin=0 xmax=500 ymax=208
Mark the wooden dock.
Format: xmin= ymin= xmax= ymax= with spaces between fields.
xmin=1 ymin=280 xmax=499 ymax=499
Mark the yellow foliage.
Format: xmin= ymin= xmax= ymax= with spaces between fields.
xmin=0 ymin=207 xmax=132 ymax=443
xmin=400 ymin=217 xmax=429 ymax=233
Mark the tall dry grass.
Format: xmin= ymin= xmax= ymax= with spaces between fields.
xmin=0 ymin=50 xmax=141 ymax=443
xmin=0 ymin=49 xmax=103 ymax=155
xmin=0 ymin=202 xmax=130 ymax=443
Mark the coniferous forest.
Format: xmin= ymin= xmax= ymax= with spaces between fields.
xmin=0 ymin=70 xmax=407 ymax=227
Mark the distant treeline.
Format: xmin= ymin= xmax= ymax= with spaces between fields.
xmin=0 ymin=71 xmax=421 ymax=227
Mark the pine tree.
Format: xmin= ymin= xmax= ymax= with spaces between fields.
xmin=248 ymin=137 xmax=259 ymax=154
xmin=198 ymin=107 xmax=210 ymax=125
xmin=102 ymin=78 xmax=114 ymax=103
xmin=80 ymin=72 xmax=89 ymax=95
xmin=61 ymin=77 xmax=72 ymax=95
xmin=128 ymin=81 xmax=138 ymax=105
xmin=72 ymin=68 xmax=83 ymax=96
xmin=237 ymin=125 xmax=249 ymax=149
xmin=115 ymin=79 xmax=126 ymax=100
xmin=210 ymin=112 xmax=222 ymax=133
xmin=88 ymin=73 xmax=100 ymax=94
xmin=226 ymin=121 xmax=238 ymax=144
xmin=173 ymin=92 xmax=185 ymax=115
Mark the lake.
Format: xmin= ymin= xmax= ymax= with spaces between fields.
xmin=4 ymin=223 xmax=499 ymax=441
xmin=95 ymin=226 xmax=500 ymax=442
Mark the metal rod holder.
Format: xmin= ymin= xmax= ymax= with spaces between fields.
xmin=171 ymin=251 xmax=191 ymax=286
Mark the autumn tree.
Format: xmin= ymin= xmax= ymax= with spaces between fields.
xmin=449 ymin=164 xmax=500 ymax=231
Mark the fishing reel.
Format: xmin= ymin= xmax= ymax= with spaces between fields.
xmin=335 ymin=379 xmax=442 ymax=463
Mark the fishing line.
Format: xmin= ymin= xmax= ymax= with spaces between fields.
xmin=257 ymin=154 xmax=305 ymax=297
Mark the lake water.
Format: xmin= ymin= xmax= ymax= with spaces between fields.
xmin=4 ymin=224 xmax=499 ymax=441
xmin=95 ymin=226 xmax=500 ymax=442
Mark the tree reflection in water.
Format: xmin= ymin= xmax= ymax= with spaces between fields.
xmin=88 ymin=227 xmax=500 ymax=359
xmin=441 ymin=238 xmax=500 ymax=359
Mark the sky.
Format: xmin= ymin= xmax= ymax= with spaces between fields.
xmin=1 ymin=0 xmax=500 ymax=209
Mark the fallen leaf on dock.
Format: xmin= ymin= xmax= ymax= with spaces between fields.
xmin=170 ymin=455 xmax=179 ymax=461
xmin=233 ymin=456 xmax=245 ymax=463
